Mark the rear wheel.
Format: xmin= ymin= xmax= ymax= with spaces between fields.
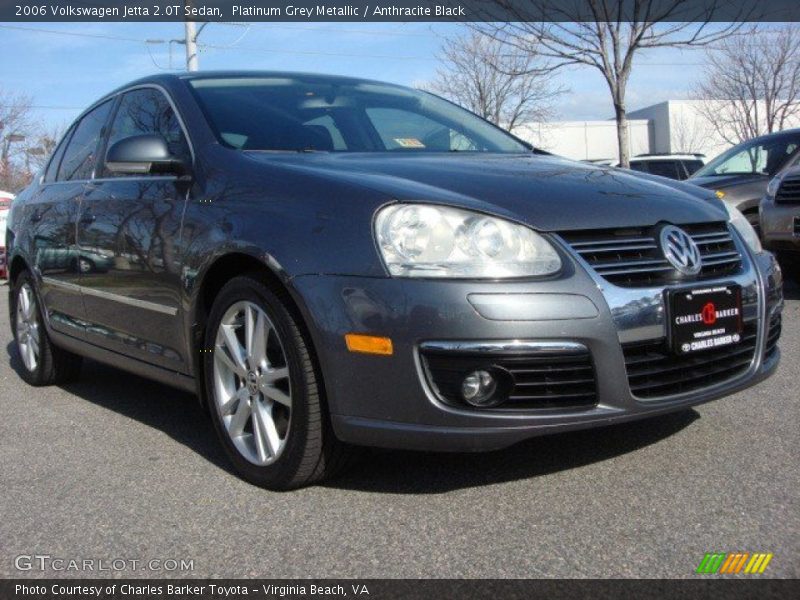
xmin=11 ymin=270 xmax=82 ymax=386
xmin=203 ymin=275 xmax=349 ymax=490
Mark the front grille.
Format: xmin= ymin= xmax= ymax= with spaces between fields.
xmin=766 ymin=312 xmax=781 ymax=360
xmin=421 ymin=348 xmax=597 ymax=410
xmin=775 ymin=175 xmax=800 ymax=204
xmin=559 ymin=222 xmax=742 ymax=287
xmin=622 ymin=322 xmax=757 ymax=399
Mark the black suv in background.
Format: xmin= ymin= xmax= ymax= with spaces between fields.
xmin=761 ymin=165 xmax=800 ymax=280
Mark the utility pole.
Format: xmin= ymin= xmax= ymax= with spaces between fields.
xmin=184 ymin=20 xmax=199 ymax=71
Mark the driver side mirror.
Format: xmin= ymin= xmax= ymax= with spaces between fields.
xmin=105 ymin=134 xmax=190 ymax=177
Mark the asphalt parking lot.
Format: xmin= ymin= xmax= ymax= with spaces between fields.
xmin=0 ymin=280 xmax=798 ymax=579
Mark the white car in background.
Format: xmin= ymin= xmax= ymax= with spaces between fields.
xmin=0 ymin=190 xmax=13 ymax=280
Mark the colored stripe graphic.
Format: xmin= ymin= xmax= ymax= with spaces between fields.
xmin=719 ymin=553 xmax=749 ymax=573
xmin=744 ymin=553 xmax=773 ymax=574
xmin=698 ymin=552 xmax=773 ymax=574
xmin=697 ymin=553 xmax=727 ymax=574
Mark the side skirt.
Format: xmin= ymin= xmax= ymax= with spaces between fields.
xmin=49 ymin=329 xmax=197 ymax=394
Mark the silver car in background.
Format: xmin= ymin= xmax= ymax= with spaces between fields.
xmin=762 ymin=166 xmax=800 ymax=280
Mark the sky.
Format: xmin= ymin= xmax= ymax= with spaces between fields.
xmin=0 ymin=21 xmax=722 ymax=132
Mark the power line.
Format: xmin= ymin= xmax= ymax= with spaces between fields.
xmin=0 ymin=23 xmax=151 ymax=43
xmin=254 ymin=23 xmax=440 ymax=38
xmin=0 ymin=103 xmax=83 ymax=110
xmin=0 ymin=23 xmax=436 ymax=61
xmin=197 ymin=42 xmax=436 ymax=61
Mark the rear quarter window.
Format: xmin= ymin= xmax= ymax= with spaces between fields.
xmin=57 ymin=100 xmax=113 ymax=182
xmin=43 ymin=128 xmax=74 ymax=183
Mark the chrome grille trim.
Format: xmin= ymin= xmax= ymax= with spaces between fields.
xmin=558 ymin=222 xmax=742 ymax=288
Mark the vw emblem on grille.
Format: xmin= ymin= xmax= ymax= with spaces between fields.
xmin=659 ymin=225 xmax=702 ymax=276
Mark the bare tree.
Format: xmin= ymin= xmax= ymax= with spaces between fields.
xmin=0 ymin=90 xmax=35 ymax=190
xmin=474 ymin=1 xmax=751 ymax=166
xmin=424 ymin=31 xmax=562 ymax=132
xmin=694 ymin=26 xmax=800 ymax=145
xmin=21 ymin=124 xmax=64 ymax=175
xmin=670 ymin=108 xmax=712 ymax=155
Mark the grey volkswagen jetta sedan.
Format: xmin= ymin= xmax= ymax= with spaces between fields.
xmin=6 ymin=72 xmax=784 ymax=489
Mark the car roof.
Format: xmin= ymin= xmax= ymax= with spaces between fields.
xmin=745 ymin=128 xmax=800 ymax=143
xmin=105 ymin=71 xmax=410 ymax=96
xmin=631 ymin=154 xmax=704 ymax=161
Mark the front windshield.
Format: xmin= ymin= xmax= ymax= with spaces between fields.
xmin=693 ymin=134 xmax=800 ymax=178
xmin=187 ymin=76 xmax=530 ymax=154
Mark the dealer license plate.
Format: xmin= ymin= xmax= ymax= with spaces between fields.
xmin=667 ymin=285 xmax=743 ymax=355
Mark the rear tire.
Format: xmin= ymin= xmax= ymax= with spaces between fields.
xmin=202 ymin=274 xmax=350 ymax=490
xmin=11 ymin=270 xmax=82 ymax=386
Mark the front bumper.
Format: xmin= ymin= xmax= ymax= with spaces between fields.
xmin=292 ymin=238 xmax=783 ymax=452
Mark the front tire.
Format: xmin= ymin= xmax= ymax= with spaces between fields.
xmin=203 ymin=275 xmax=348 ymax=490
xmin=11 ymin=270 xmax=82 ymax=386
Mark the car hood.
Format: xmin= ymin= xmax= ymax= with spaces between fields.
xmin=245 ymin=152 xmax=727 ymax=231
xmin=689 ymin=173 xmax=768 ymax=190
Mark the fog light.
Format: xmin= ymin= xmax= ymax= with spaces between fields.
xmin=461 ymin=370 xmax=498 ymax=406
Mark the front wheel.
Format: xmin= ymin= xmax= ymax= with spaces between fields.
xmin=11 ymin=270 xmax=82 ymax=386
xmin=203 ymin=275 xmax=350 ymax=490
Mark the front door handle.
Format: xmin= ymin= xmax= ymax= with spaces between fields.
xmin=30 ymin=209 xmax=43 ymax=223
xmin=80 ymin=212 xmax=96 ymax=225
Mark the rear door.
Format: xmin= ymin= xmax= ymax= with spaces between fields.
xmin=76 ymin=87 xmax=192 ymax=371
xmin=29 ymin=100 xmax=113 ymax=338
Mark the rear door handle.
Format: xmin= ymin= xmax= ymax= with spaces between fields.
xmin=80 ymin=212 xmax=96 ymax=225
xmin=30 ymin=209 xmax=43 ymax=223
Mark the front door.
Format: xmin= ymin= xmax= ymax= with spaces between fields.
xmin=76 ymin=88 xmax=193 ymax=372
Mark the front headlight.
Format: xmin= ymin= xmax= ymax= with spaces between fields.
xmin=374 ymin=203 xmax=562 ymax=278
xmin=724 ymin=202 xmax=762 ymax=253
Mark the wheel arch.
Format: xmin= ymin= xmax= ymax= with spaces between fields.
xmin=188 ymin=251 xmax=327 ymax=408
xmin=8 ymin=254 xmax=29 ymax=286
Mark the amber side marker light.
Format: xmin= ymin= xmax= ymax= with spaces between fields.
xmin=345 ymin=334 xmax=394 ymax=356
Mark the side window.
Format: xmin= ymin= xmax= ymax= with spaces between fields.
xmin=647 ymin=161 xmax=680 ymax=179
xmin=43 ymin=127 xmax=73 ymax=183
xmin=57 ymin=100 xmax=113 ymax=182
xmin=103 ymin=88 xmax=190 ymax=176
xmin=629 ymin=161 xmax=649 ymax=173
xmin=682 ymin=160 xmax=704 ymax=177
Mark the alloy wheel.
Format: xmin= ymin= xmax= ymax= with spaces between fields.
xmin=212 ymin=301 xmax=292 ymax=466
xmin=16 ymin=283 xmax=40 ymax=372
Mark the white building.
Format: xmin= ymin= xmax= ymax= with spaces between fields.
xmin=518 ymin=99 xmax=800 ymax=162
xmin=517 ymin=119 xmax=652 ymax=161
